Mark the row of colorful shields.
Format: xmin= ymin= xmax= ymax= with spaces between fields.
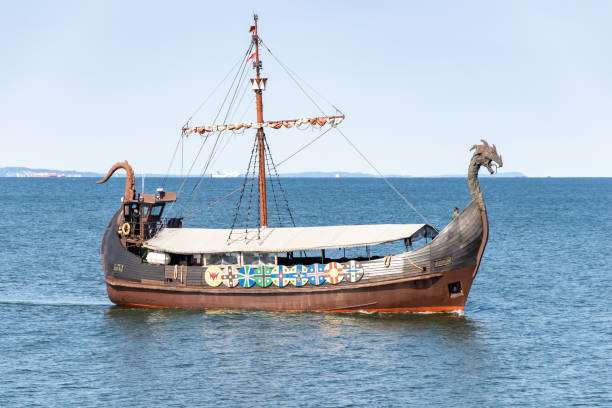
xmin=203 ymin=261 xmax=365 ymax=288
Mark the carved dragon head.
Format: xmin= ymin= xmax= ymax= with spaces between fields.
xmin=470 ymin=139 xmax=503 ymax=174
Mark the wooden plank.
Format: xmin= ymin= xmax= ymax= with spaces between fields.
xmin=141 ymin=278 xmax=163 ymax=285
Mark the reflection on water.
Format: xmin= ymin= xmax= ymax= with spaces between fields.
xmin=103 ymin=306 xmax=483 ymax=348
xmin=105 ymin=306 xmax=202 ymax=323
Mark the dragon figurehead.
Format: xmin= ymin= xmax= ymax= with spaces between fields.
xmin=468 ymin=140 xmax=503 ymax=202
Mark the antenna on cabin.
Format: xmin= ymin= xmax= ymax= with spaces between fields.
xmin=142 ymin=173 xmax=145 ymax=193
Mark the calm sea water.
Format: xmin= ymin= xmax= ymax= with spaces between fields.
xmin=0 ymin=177 xmax=610 ymax=407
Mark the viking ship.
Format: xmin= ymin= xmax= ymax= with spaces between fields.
xmin=98 ymin=15 xmax=502 ymax=312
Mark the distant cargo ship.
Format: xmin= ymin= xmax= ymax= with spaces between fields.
xmin=34 ymin=173 xmax=57 ymax=178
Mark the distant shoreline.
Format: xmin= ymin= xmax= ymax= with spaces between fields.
xmin=4 ymin=167 xmax=608 ymax=178
xmin=0 ymin=166 xmax=529 ymax=178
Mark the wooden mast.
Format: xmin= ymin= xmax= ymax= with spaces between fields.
xmin=252 ymin=14 xmax=268 ymax=227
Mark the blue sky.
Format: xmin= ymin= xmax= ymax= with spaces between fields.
xmin=1 ymin=0 xmax=610 ymax=176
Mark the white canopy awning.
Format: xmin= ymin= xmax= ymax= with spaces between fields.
xmin=144 ymin=224 xmax=437 ymax=254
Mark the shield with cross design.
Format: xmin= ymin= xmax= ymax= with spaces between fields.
xmin=343 ymin=260 xmax=364 ymax=283
xmin=306 ymin=263 xmax=326 ymax=285
xmin=221 ymin=265 xmax=240 ymax=288
xmin=237 ymin=265 xmax=256 ymax=288
xmin=252 ymin=265 xmax=273 ymax=287
xmin=270 ymin=265 xmax=290 ymax=287
xmin=285 ymin=264 xmax=308 ymax=287
xmin=324 ymin=262 xmax=344 ymax=284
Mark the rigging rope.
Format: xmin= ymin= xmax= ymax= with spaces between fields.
xmin=264 ymin=135 xmax=296 ymax=227
xmin=334 ymin=127 xmax=438 ymax=231
xmin=224 ymin=75 xmax=252 ymax=125
xmin=184 ymin=51 xmax=247 ymax=126
xmin=245 ymin=139 xmax=260 ymax=239
xmin=161 ymin=133 xmax=182 ymax=190
xmin=206 ymin=95 xmax=255 ymax=174
xmin=163 ymin=50 xmax=248 ymax=190
xmin=182 ymin=126 xmax=333 ymax=220
xmin=182 ymin=42 xmax=254 ymax=212
xmin=276 ymin=126 xmax=332 ymax=167
xmin=260 ymin=37 xmax=343 ymax=115
xmin=264 ymin=145 xmax=283 ymax=226
xmin=259 ymin=38 xmax=329 ymax=117
xmin=177 ymin=37 xmax=436 ymax=232
xmin=260 ymin=38 xmax=435 ymax=230
xmin=166 ymin=132 xmax=213 ymax=216
xmin=228 ymin=135 xmax=259 ymax=241
xmin=183 ymin=86 xmax=253 ymax=214
xmin=177 ymin=37 xmax=333 ymax=220
xmin=167 ymin=42 xmax=254 ymax=217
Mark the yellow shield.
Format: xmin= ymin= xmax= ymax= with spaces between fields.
xmin=204 ymin=265 xmax=223 ymax=287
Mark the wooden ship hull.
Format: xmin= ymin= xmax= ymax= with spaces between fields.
xmin=101 ymin=199 xmax=488 ymax=313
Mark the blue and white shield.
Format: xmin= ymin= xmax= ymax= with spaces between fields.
xmin=306 ymin=263 xmax=326 ymax=286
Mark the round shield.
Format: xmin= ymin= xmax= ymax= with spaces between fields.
xmin=343 ymin=260 xmax=364 ymax=283
xmin=306 ymin=263 xmax=326 ymax=286
xmin=253 ymin=265 xmax=273 ymax=287
xmin=221 ymin=265 xmax=240 ymax=288
xmin=284 ymin=265 xmax=307 ymax=287
xmin=204 ymin=265 xmax=223 ymax=287
xmin=324 ymin=262 xmax=344 ymax=285
xmin=238 ymin=265 xmax=256 ymax=288
xmin=271 ymin=265 xmax=289 ymax=287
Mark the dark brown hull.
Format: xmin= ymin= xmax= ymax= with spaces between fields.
xmin=101 ymin=200 xmax=489 ymax=313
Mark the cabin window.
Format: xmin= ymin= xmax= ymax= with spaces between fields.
xmin=142 ymin=205 xmax=152 ymax=218
xmin=150 ymin=205 xmax=163 ymax=217
xmin=204 ymin=253 xmax=238 ymax=265
xmin=243 ymin=253 xmax=275 ymax=265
